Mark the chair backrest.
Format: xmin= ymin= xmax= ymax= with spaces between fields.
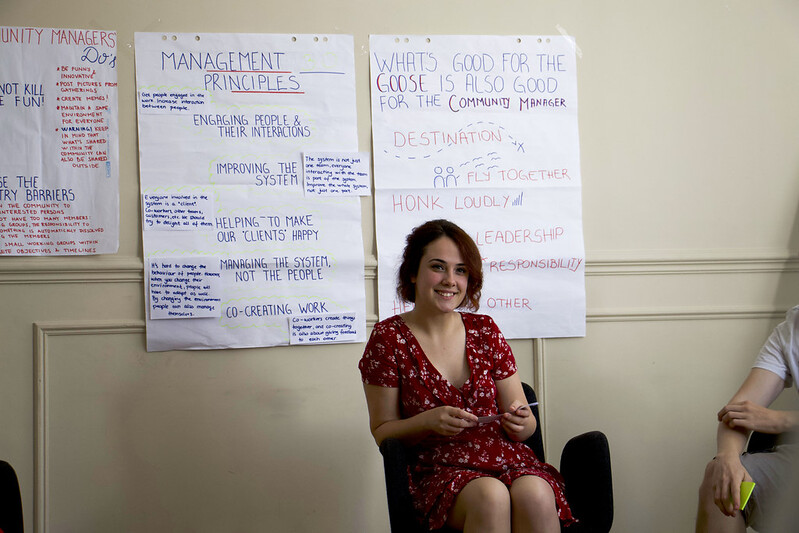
xmin=520 ymin=382 xmax=545 ymax=462
xmin=0 ymin=460 xmax=24 ymax=533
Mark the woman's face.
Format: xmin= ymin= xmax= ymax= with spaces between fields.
xmin=411 ymin=236 xmax=468 ymax=314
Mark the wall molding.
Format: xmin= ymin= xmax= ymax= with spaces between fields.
xmin=586 ymin=250 xmax=799 ymax=276
xmin=2 ymin=251 xmax=796 ymax=285
xmin=0 ymin=257 xmax=143 ymax=284
xmin=586 ymin=307 xmax=789 ymax=323
xmin=33 ymin=320 xmax=146 ymax=533
xmin=0 ymin=257 xmax=375 ymax=284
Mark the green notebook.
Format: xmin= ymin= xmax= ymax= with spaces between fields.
xmin=740 ymin=481 xmax=756 ymax=510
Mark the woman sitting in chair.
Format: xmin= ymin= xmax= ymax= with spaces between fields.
xmin=359 ymin=219 xmax=574 ymax=532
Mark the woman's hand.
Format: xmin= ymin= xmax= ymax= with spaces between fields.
xmin=421 ymin=406 xmax=478 ymax=436
xmin=494 ymin=375 xmax=536 ymax=441
xmin=500 ymin=400 xmax=533 ymax=441
xmin=364 ymin=384 xmax=478 ymax=445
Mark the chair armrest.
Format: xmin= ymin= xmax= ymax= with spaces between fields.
xmin=559 ymin=431 xmax=613 ymax=533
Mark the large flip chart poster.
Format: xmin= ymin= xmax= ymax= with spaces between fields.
xmin=135 ymin=33 xmax=365 ymax=351
xmin=0 ymin=26 xmax=119 ymax=255
xmin=370 ymin=35 xmax=585 ymax=338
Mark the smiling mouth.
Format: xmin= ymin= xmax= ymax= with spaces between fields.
xmin=436 ymin=290 xmax=459 ymax=298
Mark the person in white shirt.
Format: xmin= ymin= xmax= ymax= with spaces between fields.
xmin=695 ymin=305 xmax=799 ymax=532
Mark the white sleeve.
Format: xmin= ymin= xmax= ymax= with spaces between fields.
xmin=752 ymin=306 xmax=799 ymax=389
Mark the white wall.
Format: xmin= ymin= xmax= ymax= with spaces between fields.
xmin=1 ymin=1 xmax=798 ymax=531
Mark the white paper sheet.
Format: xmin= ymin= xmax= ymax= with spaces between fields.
xmin=303 ymin=152 xmax=371 ymax=196
xmin=135 ymin=32 xmax=365 ymax=350
xmin=0 ymin=26 xmax=119 ymax=255
xmin=370 ymin=35 xmax=585 ymax=338
xmin=148 ymin=257 xmax=222 ymax=319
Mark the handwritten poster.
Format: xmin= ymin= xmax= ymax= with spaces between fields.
xmin=370 ymin=35 xmax=585 ymax=338
xmin=135 ymin=33 xmax=365 ymax=351
xmin=0 ymin=26 xmax=119 ymax=255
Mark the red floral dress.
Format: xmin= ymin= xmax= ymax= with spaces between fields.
xmin=359 ymin=313 xmax=575 ymax=529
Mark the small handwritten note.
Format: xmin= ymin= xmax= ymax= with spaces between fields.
xmin=143 ymin=193 xmax=214 ymax=230
xmin=289 ymin=313 xmax=359 ymax=344
xmin=149 ymin=258 xmax=223 ymax=319
xmin=138 ymin=89 xmax=208 ymax=114
xmin=303 ymin=152 xmax=371 ymax=196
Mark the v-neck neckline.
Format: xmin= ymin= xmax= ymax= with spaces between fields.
xmin=398 ymin=313 xmax=473 ymax=396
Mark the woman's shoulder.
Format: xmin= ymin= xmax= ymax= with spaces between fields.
xmin=369 ymin=314 xmax=406 ymax=338
xmin=374 ymin=314 xmax=404 ymax=329
xmin=461 ymin=313 xmax=508 ymax=345
xmin=460 ymin=312 xmax=498 ymax=328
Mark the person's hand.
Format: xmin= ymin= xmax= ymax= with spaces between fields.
xmin=500 ymin=400 xmax=532 ymax=441
xmin=421 ymin=406 xmax=478 ymax=436
xmin=718 ymin=400 xmax=790 ymax=434
xmin=703 ymin=452 xmax=752 ymax=516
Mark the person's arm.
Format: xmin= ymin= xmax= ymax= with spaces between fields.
xmin=717 ymin=367 xmax=799 ymax=434
xmin=363 ymin=383 xmax=478 ymax=447
xmin=709 ymin=368 xmax=791 ymax=515
xmin=494 ymin=373 xmax=536 ymax=442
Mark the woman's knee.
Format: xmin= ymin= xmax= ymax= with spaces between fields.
xmin=468 ymin=476 xmax=512 ymax=511
xmin=509 ymin=476 xmax=560 ymax=531
xmin=510 ymin=475 xmax=557 ymax=512
xmin=449 ymin=477 xmax=511 ymax=528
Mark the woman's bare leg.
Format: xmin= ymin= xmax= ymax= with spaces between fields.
xmin=509 ymin=475 xmax=560 ymax=533
xmin=446 ymin=476 xmax=511 ymax=533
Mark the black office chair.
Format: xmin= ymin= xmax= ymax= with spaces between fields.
xmin=746 ymin=431 xmax=778 ymax=454
xmin=0 ymin=460 xmax=24 ymax=533
xmin=379 ymin=383 xmax=613 ymax=533
xmin=745 ymin=430 xmax=798 ymax=454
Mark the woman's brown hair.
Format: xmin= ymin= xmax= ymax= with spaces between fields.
xmin=397 ymin=219 xmax=483 ymax=311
